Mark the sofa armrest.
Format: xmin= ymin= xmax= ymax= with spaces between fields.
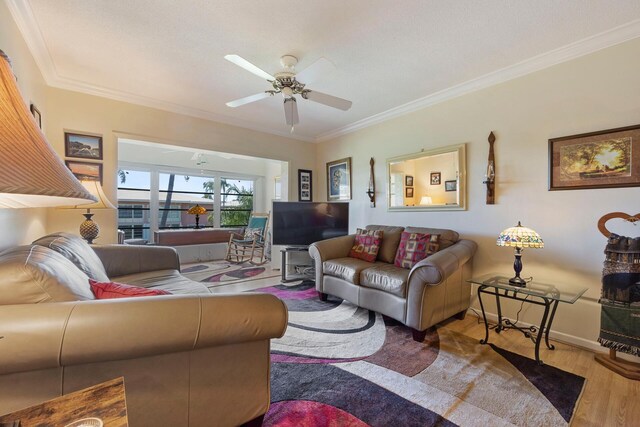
xmin=408 ymin=239 xmax=478 ymax=285
xmin=93 ymin=244 xmax=181 ymax=277
xmin=309 ymin=234 xmax=355 ymax=288
xmin=0 ymin=293 xmax=288 ymax=375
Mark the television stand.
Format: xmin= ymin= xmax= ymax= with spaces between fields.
xmin=281 ymin=246 xmax=314 ymax=283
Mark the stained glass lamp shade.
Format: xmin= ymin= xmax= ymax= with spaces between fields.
xmin=188 ymin=204 xmax=207 ymax=229
xmin=496 ymin=221 xmax=544 ymax=286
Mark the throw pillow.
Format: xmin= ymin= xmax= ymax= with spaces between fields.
xmin=244 ymin=227 xmax=263 ymax=240
xmin=89 ymin=279 xmax=171 ymax=299
xmin=348 ymin=228 xmax=383 ymax=262
xmin=394 ymin=232 xmax=440 ymax=269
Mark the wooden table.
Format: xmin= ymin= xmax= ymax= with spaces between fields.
xmin=0 ymin=378 xmax=128 ymax=427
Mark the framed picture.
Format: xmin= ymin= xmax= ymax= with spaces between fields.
xmin=405 ymin=187 xmax=414 ymax=198
xmin=66 ymin=160 xmax=103 ymax=184
xmin=326 ymin=157 xmax=352 ymax=201
xmin=30 ymin=103 xmax=41 ymax=129
xmin=549 ymin=124 xmax=640 ymax=190
xmin=405 ymin=175 xmax=414 ymax=186
xmin=430 ymin=172 xmax=441 ymax=185
xmin=445 ymin=180 xmax=457 ymax=192
xmin=298 ymin=169 xmax=313 ymax=201
xmin=65 ymin=132 xmax=103 ymax=160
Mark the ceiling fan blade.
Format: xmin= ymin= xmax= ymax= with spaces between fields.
xmin=303 ymin=90 xmax=352 ymax=111
xmin=295 ymin=57 xmax=336 ymax=84
xmin=224 ymin=54 xmax=275 ymax=81
xmin=226 ymin=92 xmax=271 ymax=108
xmin=284 ymin=97 xmax=299 ymax=126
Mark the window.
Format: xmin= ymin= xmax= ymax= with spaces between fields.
xmin=221 ymin=178 xmax=253 ymax=227
xmin=117 ymin=169 xmax=151 ymax=240
xmin=158 ymin=173 xmax=215 ymax=229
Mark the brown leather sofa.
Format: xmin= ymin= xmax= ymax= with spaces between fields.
xmin=309 ymin=225 xmax=477 ymax=341
xmin=0 ymin=232 xmax=287 ymax=427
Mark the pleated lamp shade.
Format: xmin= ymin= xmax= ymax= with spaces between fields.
xmin=0 ymin=49 xmax=96 ymax=208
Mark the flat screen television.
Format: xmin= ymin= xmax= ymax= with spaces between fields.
xmin=272 ymin=201 xmax=349 ymax=247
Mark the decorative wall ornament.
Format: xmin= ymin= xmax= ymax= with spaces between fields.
xmin=366 ymin=158 xmax=375 ymax=207
xmin=484 ymin=131 xmax=496 ymax=204
xmin=65 ymin=132 xmax=103 ymax=160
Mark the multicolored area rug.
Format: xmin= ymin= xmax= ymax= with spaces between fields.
xmin=181 ymin=260 xmax=279 ymax=287
xmin=256 ymin=280 xmax=586 ymax=427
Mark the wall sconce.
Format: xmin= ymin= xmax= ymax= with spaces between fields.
xmin=483 ymin=132 xmax=496 ymax=204
xmin=366 ymin=157 xmax=375 ymax=207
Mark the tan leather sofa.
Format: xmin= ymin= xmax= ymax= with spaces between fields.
xmin=309 ymin=225 xmax=477 ymax=341
xmin=0 ymin=232 xmax=287 ymax=427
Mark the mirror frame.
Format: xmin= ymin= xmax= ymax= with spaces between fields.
xmin=386 ymin=143 xmax=466 ymax=212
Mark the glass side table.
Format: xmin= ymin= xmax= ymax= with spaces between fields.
xmin=467 ymin=274 xmax=588 ymax=365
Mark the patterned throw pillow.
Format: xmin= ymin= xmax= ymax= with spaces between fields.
xmin=89 ymin=279 xmax=171 ymax=299
xmin=394 ymin=232 xmax=440 ymax=269
xmin=348 ymin=228 xmax=383 ymax=262
xmin=244 ymin=227 xmax=263 ymax=240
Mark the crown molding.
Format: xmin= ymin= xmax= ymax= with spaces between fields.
xmin=8 ymin=0 xmax=640 ymax=144
xmin=317 ymin=19 xmax=640 ymax=142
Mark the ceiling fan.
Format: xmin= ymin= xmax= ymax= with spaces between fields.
xmin=224 ymin=54 xmax=352 ymax=129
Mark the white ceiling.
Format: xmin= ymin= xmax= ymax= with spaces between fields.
xmin=9 ymin=1 xmax=640 ymax=141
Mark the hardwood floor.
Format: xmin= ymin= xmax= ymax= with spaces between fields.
xmin=211 ymin=275 xmax=639 ymax=426
xmin=443 ymin=314 xmax=640 ymax=427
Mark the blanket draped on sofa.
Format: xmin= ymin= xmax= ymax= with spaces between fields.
xmin=598 ymin=233 xmax=640 ymax=356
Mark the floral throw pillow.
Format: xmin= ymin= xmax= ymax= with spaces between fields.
xmin=394 ymin=232 xmax=440 ymax=269
xmin=348 ymin=228 xmax=383 ymax=263
xmin=244 ymin=227 xmax=264 ymax=240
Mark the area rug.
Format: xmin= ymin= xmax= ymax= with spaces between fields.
xmin=255 ymin=280 xmax=586 ymax=427
xmin=181 ymin=260 xmax=279 ymax=287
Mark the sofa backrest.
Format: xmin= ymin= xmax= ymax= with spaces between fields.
xmin=0 ymin=245 xmax=95 ymax=304
xmin=33 ymin=232 xmax=109 ymax=281
xmin=365 ymin=225 xmax=405 ymax=263
xmin=404 ymin=226 xmax=459 ymax=249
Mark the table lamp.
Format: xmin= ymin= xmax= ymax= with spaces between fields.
xmin=188 ymin=204 xmax=207 ymax=229
xmin=0 ymin=49 xmax=95 ymax=208
xmin=419 ymin=196 xmax=433 ymax=205
xmin=66 ymin=181 xmax=115 ymax=244
xmin=496 ymin=221 xmax=544 ymax=286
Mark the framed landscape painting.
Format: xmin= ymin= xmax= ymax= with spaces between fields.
xmin=549 ymin=124 xmax=640 ymax=190
xmin=326 ymin=157 xmax=352 ymax=201
xmin=445 ymin=180 xmax=457 ymax=192
xmin=65 ymin=132 xmax=103 ymax=160
xmin=298 ymin=169 xmax=312 ymax=201
xmin=66 ymin=160 xmax=103 ymax=184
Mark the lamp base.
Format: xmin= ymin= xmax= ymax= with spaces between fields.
xmin=509 ymin=276 xmax=527 ymax=287
xmin=80 ymin=212 xmax=99 ymax=244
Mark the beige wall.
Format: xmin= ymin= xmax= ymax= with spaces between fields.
xmin=43 ymin=89 xmax=316 ymax=243
xmin=0 ymin=0 xmax=48 ymax=249
xmin=316 ymin=38 xmax=640 ymax=352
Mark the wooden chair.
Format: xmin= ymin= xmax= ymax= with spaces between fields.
xmin=225 ymin=212 xmax=270 ymax=265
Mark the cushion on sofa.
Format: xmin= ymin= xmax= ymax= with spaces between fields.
xmin=348 ymin=228 xmax=383 ymax=262
xmin=323 ymin=257 xmax=376 ymax=285
xmin=365 ymin=225 xmax=405 ymax=263
xmin=394 ymin=232 xmax=440 ymax=269
xmin=360 ymin=263 xmax=409 ymax=297
xmin=404 ymin=227 xmax=459 ymax=250
xmin=89 ymin=279 xmax=171 ymax=299
xmin=33 ymin=232 xmax=109 ymax=281
xmin=0 ymin=245 xmax=95 ymax=304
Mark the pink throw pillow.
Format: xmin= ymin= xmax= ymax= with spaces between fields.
xmin=394 ymin=232 xmax=440 ymax=269
xmin=89 ymin=279 xmax=171 ymax=299
xmin=348 ymin=228 xmax=383 ymax=262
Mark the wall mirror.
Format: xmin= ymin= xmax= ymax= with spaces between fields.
xmin=387 ymin=143 xmax=466 ymax=211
